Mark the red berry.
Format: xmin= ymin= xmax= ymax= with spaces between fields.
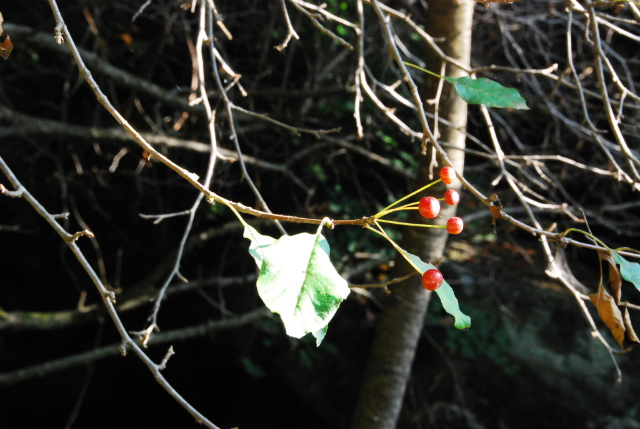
xmin=419 ymin=196 xmax=440 ymax=219
xmin=446 ymin=217 xmax=464 ymax=234
xmin=422 ymin=269 xmax=444 ymax=291
xmin=440 ymin=166 xmax=456 ymax=185
xmin=444 ymin=189 xmax=460 ymax=206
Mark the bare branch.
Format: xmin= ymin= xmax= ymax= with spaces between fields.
xmin=275 ymin=0 xmax=300 ymax=51
xmin=0 ymin=309 xmax=269 ymax=387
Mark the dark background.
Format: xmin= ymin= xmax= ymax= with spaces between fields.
xmin=1 ymin=1 xmax=640 ymax=428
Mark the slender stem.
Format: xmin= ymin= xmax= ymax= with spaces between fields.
xmin=561 ymin=228 xmax=610 ymax=250
xmin=377 ymin=219 xmax=443 ymax=228
xmin=365 ymin=221 xmax=422 ymax=273
xmin=376 ymin=204 xmax=418 ymax=217
xmin=375 ymin=180 xmax=440 ymax=218
xmin=349 ymin=272 xmax=418 ymax=289
xmin=214 ymin=197 xmax=250 ymax=229
xmin=615 ymin=247 xmax=640 ymax=256
xmin=403 ymin=61 xmax=445 ymax=79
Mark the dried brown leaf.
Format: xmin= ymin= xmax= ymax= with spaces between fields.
xmin=599 ymin=250 xmax=623 ymax=303
xmin=0 ymin=35 xmax=12 ymax=60
xmin=488 ymin=193 xmax=502 ymax=232
xmin=623 ymin=307 xmax=640 ymax=345
xmin=589 ymin=283 xmax=625 ymax=347
xmin=0 ymin=12 xmax=11 ymax=60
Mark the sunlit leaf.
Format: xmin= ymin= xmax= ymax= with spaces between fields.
xmin=312 ymin=325 xmax=327 ymax=347
xmin=612 ymin=251 xmax=640 ymax=291
xmin=243 ymin=224 xmax=350 ymax=345
xmin=589 ymin=283 xmax=625 ymax=347
xmin=244 ymin=224 xmax=276 ymax=266
xmin=444 ymin=76 xmax=529 ymax=109
xmin=396 ymin=247 xmax=471 ymax=330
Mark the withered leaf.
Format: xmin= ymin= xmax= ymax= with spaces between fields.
xmin=488 ymin=193 xmax=502 ymax=231
xmin=0 ymin=12 xmax=11 ymax=61
xmin=0 ymin=35 xmax=12 ymax=60
xmin=599 ymin=250 xmax=623 ymax=304
xmin=589 ymin=283 xmax=625 ymax=347
xmin=623 ymin=307 xmax=640 ymax=345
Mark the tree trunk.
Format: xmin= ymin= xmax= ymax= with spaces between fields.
xmin=350 ymin=1 xmax=473 ymax=428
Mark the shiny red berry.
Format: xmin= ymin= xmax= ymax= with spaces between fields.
xmin=422 ymin=269 xmax=444 ymax=291
xmin=440 ymin=166 xmax=456 ymax=184
xmin=444 ymin=189 xmax=460 ymax=206
xmin=446 ymin=217 xmax=464 ymax=234
xmin=419 ymin=196 xmax=440 ymax=219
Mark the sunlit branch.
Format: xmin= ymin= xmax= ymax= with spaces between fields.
xmin=275 ymin=0 xmax=299 ymax=51
xmin=583 ymin=0 xmax=640 ymax=180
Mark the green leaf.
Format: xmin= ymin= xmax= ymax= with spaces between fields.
xmin=444 ymin=76 xmax=529 ymax=110
xmin=243 ymin=224 xmax=350 ymax=345
xmin=612 ymin=251 xmax=640 ymax=291
xmin=396 ymin=247 xmax=471 ymax=330
xmin=244 ymin=225 xmax=276 ymax=266
xmin=312 ymin=325 xmax=328 ymax=347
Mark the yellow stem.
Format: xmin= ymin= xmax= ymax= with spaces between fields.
xmin=375 ymin=180 xmax=441 ymax=218
xmin=366 ymin=220 xmax=423 ymax=273
xmin=377 ymin=219 xmax=443 ymax=228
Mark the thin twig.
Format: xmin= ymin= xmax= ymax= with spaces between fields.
xmin=275 ymin=0 xmax=300 ymax=50
xmin=42 ymin=2 xmax=223 ymax=425
xmin=147 ymin=0 xmax=222 ymax=334
xmin=0 ymin=309 xmax=269 ymax=387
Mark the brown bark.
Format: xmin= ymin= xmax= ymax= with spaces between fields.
xmin=350 ymin=1 xmax=473 ymax=428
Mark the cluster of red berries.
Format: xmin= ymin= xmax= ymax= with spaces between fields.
xmin=418 ymin=166 xmax=464 ymax=235
xmin=419 ymin=167 xmax=465 ymax=290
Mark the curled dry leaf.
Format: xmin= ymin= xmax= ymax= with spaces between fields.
xmin=488 ymin=193 xmax=502 ymax=232
xmin=0 ymin=36 xmax=12 ymax=60
xmin=599 ymin=250 xmax=623 ymax=303
xmin=588 ymin=250 xmax=640 ymax=347
xmin=623 ymin=308 xmax=640 ymax=345
xmin=589 ymin=283 xmax=626 ymax=347
xmin=0 ymin=11 xmax=13 ymax=60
